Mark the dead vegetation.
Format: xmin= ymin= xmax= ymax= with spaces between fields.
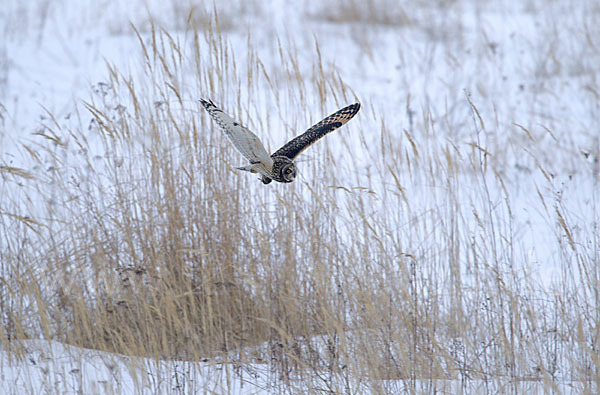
xmin=1 ymin=2 xmax=599 ymax=393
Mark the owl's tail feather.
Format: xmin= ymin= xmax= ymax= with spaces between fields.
xmin=236 ymin=164 xmax=256 ymax=173
xmin=236 ymin=163 xmax=273 ymax=184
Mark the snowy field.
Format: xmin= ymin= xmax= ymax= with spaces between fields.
xmin=1 ymin=0 xmax=599 ymax=393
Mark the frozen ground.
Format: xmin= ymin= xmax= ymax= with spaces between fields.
xmin=1 ymin=0 xmax=598 ymax=393
xmin=0 ymin=339 xmax=584 ymax=394
xmin=1 ymin=339 xmax=281 ymax=394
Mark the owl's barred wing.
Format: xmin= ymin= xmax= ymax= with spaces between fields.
xmin=199 ymin=99 xmax=273 ymax=168
xmin=271 ymin=103 xmax=361 ymax=160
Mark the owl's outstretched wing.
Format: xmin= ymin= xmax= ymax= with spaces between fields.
xmin=271 ymin=103 xmax=360 ymax=160
xmin=200 ymin=99 xmax=273 ymax=169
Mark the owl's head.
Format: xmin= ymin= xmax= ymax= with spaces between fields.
xmin=271 ymin=155 xmax=296 ymax=183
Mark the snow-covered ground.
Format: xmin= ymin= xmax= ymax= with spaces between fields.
xmin=1 ymin=0 xmax=598 ymax=393
xmin=0 ymin=339 xmax=584 ymax=394
xmin=1 ymin=339 xmax=312 ymax=394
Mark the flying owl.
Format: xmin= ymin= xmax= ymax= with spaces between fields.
xmin=199 ymin=99 xmax=360 ymax=184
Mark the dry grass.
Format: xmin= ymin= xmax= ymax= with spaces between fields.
xmin=307 ymin=0 xmax=411 ymax=27
xmin=1 ymin=3 xmax=599 ymax=394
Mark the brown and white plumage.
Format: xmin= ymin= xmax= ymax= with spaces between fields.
xmin=200 ymin=99 xmax=360 ymax=184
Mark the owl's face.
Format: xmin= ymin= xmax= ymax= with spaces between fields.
xmin=281 ymin=162 xmax=296 ymax=182
xmin=271 ymin=155 xmax=296 ymax=183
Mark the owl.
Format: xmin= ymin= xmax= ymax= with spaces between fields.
xmin=199 ymin=99 xmax=360 ymax=184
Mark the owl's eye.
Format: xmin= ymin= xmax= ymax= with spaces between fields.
xmin=285 ymin=169 xmax=292 ymax=175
